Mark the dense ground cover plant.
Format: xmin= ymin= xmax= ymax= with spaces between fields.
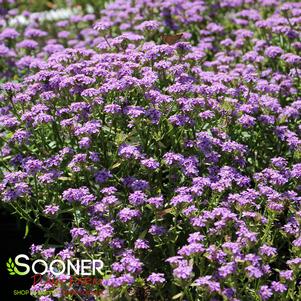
xmin=1 ymin=0 xmax=301 ymax=300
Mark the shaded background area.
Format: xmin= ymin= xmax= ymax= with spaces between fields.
xmin=0 ymin=208 xmax=44 ymax=300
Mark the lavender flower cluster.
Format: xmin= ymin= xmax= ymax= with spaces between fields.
xmin=1 ymin=0 xmax=301 ymax=300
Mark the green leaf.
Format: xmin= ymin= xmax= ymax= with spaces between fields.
xmin=24 ymin=223 xmax=29 ymax=239
xmin=172 ymin=292 xmax=184 ymax=299
xmin=58 ymin=176 xmax=71 ymax=181
xmin=241 ymin=131 xmax=251 ymax=138
xmin=111 ymin=162 xmax=121 ymax=169
xmin=139 ymin=230 xmax=147 ymax=239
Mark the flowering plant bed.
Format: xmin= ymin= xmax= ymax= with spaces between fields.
xmin=1 ymin=0 xmax=301 ymax=300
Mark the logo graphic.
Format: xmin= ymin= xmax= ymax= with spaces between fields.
xmin=6 ymin=254 xmax=104 ymax=277
xmin=6 ymin=257 xmax=18 ymax=276
xmin=6 ymin=254 xmax=30 ymax=276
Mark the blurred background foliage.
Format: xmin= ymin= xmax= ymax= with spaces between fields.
xmin=1 ymin=0 xmax=109 ymax=14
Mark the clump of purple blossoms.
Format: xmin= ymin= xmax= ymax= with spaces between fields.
xmin=1 ymin=0 xmax=301 ymax=300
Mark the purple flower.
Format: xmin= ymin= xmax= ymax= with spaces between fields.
xmin=178 ymin=243 xmax=204 ymax=256
xmin=134 ymin=239 xmax=150 ymax=250
xmin=173 ymin=263 xmax=193 ymax=280
xmin=245 ymin=266 xmax=263 ymax=279
xmin=101 ymin=186 xmax=117 ymax=195
xmin=74 ymin=120 xmax=101 ymax=136
xmin=141 ymin=158 xmax=160 ymax=170
xmin=102 ymin=273 xmax=134 ymax=288
xmin=264 ymin=46 xmax=284 ymax=58
xmin=187 ymin=232 xmax=205 ymax=243
xmin=93 ymin=21 xmax=113 ymax=32
xmin=120 ymin=253 xmax=143 ymax=273
xmin=30 ymin=244 xmax=43 ymax=255
xmin=130 ymin=179 xmax=149 ymax=191
xmin=271 ymin=281 xmax=287 ymax=293
xmin=41 ymin=248 xmax=55 ymax=259
xmin=170 ymin=193 xmax=193 ymax=206
xmin=147 ymin=273 xmax=165 ymax=285
xmin=118 ymin=208 xmax=141 ymax=222
xmin=23 ymin=159 xmax=43 ymax=174
xmin=0 ymin=28 xmax=19 ymax=40
xmin=62 ymin=187 xmax=96 ymax=205
xmin=118 ymin=144 xmax=141 ymax=160
xmin=129 ymin=191 xmax=147 ymax=206
xmin=259 ymin=285 xmax=273 ymax=300
xmin=136 ymin=20 xmax=161 ymax=31
xmin=218 ymin=262 xmax=236 ymax=278
xmin=279 ymin=270 xmax=293 ymax=281
xmin=43 ymin=205 xmax=59 ymax=215
xmin=79 ymin=137 xmax=91 ymax=149
xmin=39 ymin=297 xmax=54 ymax=301
xmin=95 ymin=169 xmax=112 ymax=183
xmin=195 ymin=276 xmax=221 ymax=293
xmin=70 ymin=228 xmax=87 ymax=239
xmin=238 ymin=114 xmax=256 ymax=127
xmin=149 ymin=225 xmax=166 ymax=236
xmin=147 ymin=196 xmax=164 ymax=208
xmin=259 ymin=245 xmax=277 ymax=257
xmin=16 ymin=39 xmax=38 ymax=50
xmin=58 ymin=248 xmax=74 ymax=260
